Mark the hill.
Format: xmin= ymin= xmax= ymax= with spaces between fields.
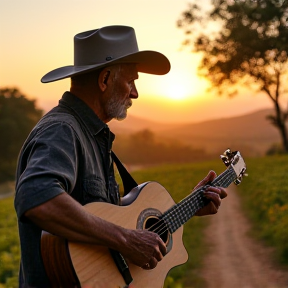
xmin=109 ymin=115 xmax=180 ymax=134
xmin=159 ymin=108 xmax=280 ymax=156
xmin=109 ymin=109 xmax=281 ymax=157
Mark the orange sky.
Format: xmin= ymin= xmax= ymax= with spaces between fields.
xmin=0 ymin=0 xmax=273 ymax=123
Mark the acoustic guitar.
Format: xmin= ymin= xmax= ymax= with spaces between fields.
xmin=41 ymin=149 xmax=246 ymax=288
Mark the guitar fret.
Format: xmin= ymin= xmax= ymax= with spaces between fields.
xmin=212 ymin=166 xmax=236 ymax=187
xmin=162 ymin=165 xmax=238 ymax=233
xmin=163 ymin=189 xmax=205 ymax=233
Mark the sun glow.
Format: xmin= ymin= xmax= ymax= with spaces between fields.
xmin=159 ymin=71 xmax=204 ymax=101
xmin=137 ymin=68 xmax=208 ymax=103
xmin=163 ymin=81 xmax=191 ymax=100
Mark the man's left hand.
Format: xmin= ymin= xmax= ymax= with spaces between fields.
xmin=193 ymin=170 xmax=227 ymax=216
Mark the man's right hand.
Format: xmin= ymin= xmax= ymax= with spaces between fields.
xmin=119 ymin=229 xmax=167 ymax=270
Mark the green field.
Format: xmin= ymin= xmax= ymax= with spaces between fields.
xmin=1 ymin=155 xmax=288 ymax=287
xmin=237 ymin=155 xmax=288 ymax=265
xmin=0 ymin=197 xmax=19 ymax=288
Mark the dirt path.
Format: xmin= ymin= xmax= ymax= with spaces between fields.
xmin=200 ymin=185 xmax=288 ymax=288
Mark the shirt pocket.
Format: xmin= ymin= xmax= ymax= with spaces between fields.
xmin=82 ymin=178 xmax=108 ymax=204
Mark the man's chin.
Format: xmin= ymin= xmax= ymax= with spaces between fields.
xmin=114 ymin=112 xmax=128 ymax=121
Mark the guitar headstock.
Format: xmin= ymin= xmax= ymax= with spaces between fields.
xmin=220 ymin=149 xmax=247 ymax=185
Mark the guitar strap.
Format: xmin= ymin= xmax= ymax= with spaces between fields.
xmin=110 ymin=151 xmax=138 ymax=286
xmin=109 ymin=249 xmax=133 ymax=287
xmin=111 ymin=151 xmax=138 ymax=196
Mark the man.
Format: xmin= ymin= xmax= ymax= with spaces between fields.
xmin=14 ymin=25 xmax=227 ymax=287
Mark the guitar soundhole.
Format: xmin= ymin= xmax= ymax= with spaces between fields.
xmin=144 ymin=217 xmax=169 ymax=243
xmin=137 ymin=208 xmax=172 ymax=253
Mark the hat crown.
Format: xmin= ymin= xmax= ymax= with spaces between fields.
xmin=41 ymin=25 xmax=170 ymax=83
xmin=74 ymin=26 xmax=139 ymax=66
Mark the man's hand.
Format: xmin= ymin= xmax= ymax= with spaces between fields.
xmin=194 ymin=170 xmax=227 ymax=216
xmin=119 ymin=229 xmax=167 ymax=270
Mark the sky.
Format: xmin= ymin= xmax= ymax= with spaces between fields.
xmin=0 ymin=0 xmax=273 ymax=123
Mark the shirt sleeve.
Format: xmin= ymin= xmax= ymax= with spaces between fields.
xmin=14 ymin=120 xmax=80 ymax=221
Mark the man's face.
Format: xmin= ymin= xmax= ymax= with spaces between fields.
xmin=104 ymin=64 xmax=139 ymax=121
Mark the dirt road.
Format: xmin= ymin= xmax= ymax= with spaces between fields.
xmin=200 ymin=185 xmax=288 ymax=288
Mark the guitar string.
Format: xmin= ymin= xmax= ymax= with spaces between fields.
xmin=144 ymin=180 xmax=202 ymax=235
xmin=145 ymin=167 xmax=236 ymax=236
xmin=146 ymin=191 xmax=201 ymax=236
xmin=146 ymin=186 xmax=216 ymax=236
xmin=146 ymin=169 xmax=233 ymax=235
xmin=148 ymin=189 xmax=219 ymax=237
xmin=148 ymin=168 xmax=235 ymax=236
xmin=143 ymin=185 xmax=198 ymax=235
xmin=164 ymin=190 xmax=204 ymax=233
xmin=163 ymin=167 xmax=235 ymax=232
xmin=146 ymin=191 xmax=203 ymax=237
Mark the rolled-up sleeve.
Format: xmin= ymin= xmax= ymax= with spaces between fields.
xmin=15 ymin=120 xmax=80 ymax=221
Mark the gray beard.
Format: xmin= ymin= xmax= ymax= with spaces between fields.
xmin=106 ymin=94 xmax=132 ymax=121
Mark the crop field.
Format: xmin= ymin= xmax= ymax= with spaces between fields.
xmin=0 ymin=155 xmax=288 ymax=287
xmin=236 ymin=155 xmax=288 ymax=265
xmin=0 ymin=197 xmax=19 ymax=288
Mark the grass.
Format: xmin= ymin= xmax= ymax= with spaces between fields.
xmin=237 ymin=154 xmax=288 ymax=265
xmin=0 ymin=197 xmax=20 ymax=288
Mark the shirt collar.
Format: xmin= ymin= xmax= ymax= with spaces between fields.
xmin=59 ymin=91 xmax=115 ymax=140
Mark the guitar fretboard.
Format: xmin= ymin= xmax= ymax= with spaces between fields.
xmin=162 ymin=166 xmax=237 ymax=233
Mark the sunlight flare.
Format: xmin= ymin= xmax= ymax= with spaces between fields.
xmin=160 ymin=71 xmax=205 ymax=101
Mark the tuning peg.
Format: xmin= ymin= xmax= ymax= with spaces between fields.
xmin=220 ymin=149 xmax=233 ymax=167
xmin=220 ymin=155 xmax=230 ymax=167
xmin=234 ymin=178 xmax=242 ymax=185
xmin=222 ymin=149 xmax=232 ymax=157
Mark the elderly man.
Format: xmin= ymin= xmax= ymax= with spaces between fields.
xmin=14 ymin=25 xmax=226 ymax=288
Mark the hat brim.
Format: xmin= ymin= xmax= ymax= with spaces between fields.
xmin=41 ymin=50 xmax=170 ymax=83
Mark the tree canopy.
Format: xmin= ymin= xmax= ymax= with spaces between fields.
xmin=178 ymin=0 xmax=288 ymax=152
xmin=0 ymin=88 xmax=43 ymax=183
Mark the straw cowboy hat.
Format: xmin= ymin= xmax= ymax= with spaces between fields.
xmin=41 ymin=25 xmax=171 ymax=83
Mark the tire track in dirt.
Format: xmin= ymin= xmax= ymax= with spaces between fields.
xmin=200 ymin=185 xmax=288 ymax=288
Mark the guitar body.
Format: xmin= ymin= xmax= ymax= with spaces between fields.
xmin=42 ymin=182 xmax=188 ymax=288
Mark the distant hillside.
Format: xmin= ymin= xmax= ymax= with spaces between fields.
xmin=159 ymin=108 xmax=281 ymax=156
xmin=109 ymin=109 xmax=282 ymax=157
xmin=109 ymin=115 xmax=180 ymax=134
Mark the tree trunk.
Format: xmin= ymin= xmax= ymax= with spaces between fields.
xmin=274 ymin=102 xmax=288 ymax=153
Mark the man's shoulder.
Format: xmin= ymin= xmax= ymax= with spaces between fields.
xmin=28 ymin=106 xmax=85 ymax=143
xmin=43 ymin=106 xmax=80 ymax=126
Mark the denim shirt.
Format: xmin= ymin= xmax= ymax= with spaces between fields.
xmin=14 ymin=92 xmax=119 ymax=287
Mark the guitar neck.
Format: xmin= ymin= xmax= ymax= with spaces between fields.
xmin=162 ymin=166 xmax=237 ymax=233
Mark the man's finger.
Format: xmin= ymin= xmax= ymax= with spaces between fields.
xmin=194 ymin=170 xmax=217 ymax=189
xmin=204 ymin=191 xmax=221 ymax=207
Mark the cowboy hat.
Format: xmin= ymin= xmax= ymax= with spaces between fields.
xmin=41 ymin=25 xmax=170 ymax=83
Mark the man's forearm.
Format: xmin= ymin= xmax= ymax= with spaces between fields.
xmin=24 ymin=192 xmax=127 ymax=251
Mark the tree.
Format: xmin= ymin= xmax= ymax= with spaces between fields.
xmin=178 ymin=0 xmax=288 ymax=153
xmin=0 ymin=88 xmax=43 ymax=183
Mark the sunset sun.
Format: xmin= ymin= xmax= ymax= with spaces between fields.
xmin=160 ymin=72 xmax=201 ymax=101
xmin=163 ymin=82 xmax=191 ymax=100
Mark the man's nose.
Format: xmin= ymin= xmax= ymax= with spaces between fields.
xmin=130 ymin=84 xmax=138 ymax=99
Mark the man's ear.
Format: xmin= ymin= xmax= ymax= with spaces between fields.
xmin=98 ymin=68 xmax=111 ymax=92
